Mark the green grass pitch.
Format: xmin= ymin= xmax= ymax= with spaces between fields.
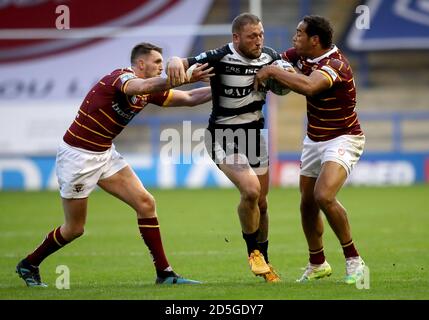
xmin=1 ymin=185 xmax=428 ymax=300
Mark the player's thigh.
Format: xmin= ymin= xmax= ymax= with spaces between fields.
xmin=314 ymin=161 xmax=348 ymax=199
xmin=97 ymin=165 xmax=153 ymax=212
xmin=61 ymin=197 xmax=88 ymax=230
xmin=300 ymin=175 xmax=317 ymax=203
xmin=219 ymin=159 xmax=261 ymax=195
xmin=300 ymin=136 xmax=322 ymax=178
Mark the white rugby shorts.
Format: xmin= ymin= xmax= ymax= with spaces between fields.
xmin=300 ymin=134 xmax=365 ymax=178
xmin=56 ymin=141 xmax=128 ymax=199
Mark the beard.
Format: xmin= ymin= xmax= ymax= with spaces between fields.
xmin=239 ymin=44 xmax=262 ymax=59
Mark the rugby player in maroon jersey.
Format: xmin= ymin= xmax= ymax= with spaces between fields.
xmin=16 ymin=42 xmax=214 ymax=287
xmin=255 ymin=15 xmax=366 ymax=284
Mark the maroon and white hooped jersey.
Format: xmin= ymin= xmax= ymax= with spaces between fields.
xmin=282 ymin=46 xmax=363 ymax=142
xmin=63 ymin=68 xmax=172 ymax=151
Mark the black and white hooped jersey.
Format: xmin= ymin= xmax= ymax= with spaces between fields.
xmin=187 ymin=43 xmax=281 ymax=128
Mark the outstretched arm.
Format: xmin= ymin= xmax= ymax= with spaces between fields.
xmin=254 ymin=65 xmax=331 ymax=96
xmin=165 ymin=86 xmax=212 ymax=107
xmin=123 ymin=63 xmax=213 ymax=96
xmin=124 ymin=77 xmax=177 ymax=96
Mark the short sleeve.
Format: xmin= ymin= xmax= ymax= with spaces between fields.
xmin=187 ymin=44 xmax=228 ymax=66
xmin=315 ymin=58 xmax=344 ymax=87
xmin=113 ymin=71 xmax=138 ymax=93
xmin=147 ymin=90 xmax=173 ymax=107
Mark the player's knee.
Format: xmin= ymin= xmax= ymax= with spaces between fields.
xmin=314 ymin=189 xmax=334 ymax=209
xmin=300 ymin=194 xmax=318 ymax=213
xmin=241 ymin=185 xmax=261 ymax=203
xmin=137 ymin=193 xmax=156 ymax=216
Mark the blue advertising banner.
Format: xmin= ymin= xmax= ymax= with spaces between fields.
xmin=1 ymin=152 xmax=428 ymax=190
xmin=347 ymin=0 xmax=429 ymax=50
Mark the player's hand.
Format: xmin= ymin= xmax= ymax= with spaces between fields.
xmin=167 ymin=56 xmax=186 ymax=87
xmin=254 ymin=65 xmax=272 ymax=91
xmin=187 ymin=63 xmax=214 ymax=83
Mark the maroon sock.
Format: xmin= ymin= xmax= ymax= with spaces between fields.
xmin=26 ymin=227 xmax=69 ymax=266
xmin=342 ymin=240 xmax=359 ymax=258
xmin=309 ymin=247 xmax=326 ymax=265
xmin=138 ymin=217 xmax=170 ymax=272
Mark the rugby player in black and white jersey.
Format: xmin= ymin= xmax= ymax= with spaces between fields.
xmin=167 ymin=13 xmax=287 ymax=282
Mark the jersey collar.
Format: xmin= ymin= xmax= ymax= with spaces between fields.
xmin=306 ymin=45 xmax=338 ymax=64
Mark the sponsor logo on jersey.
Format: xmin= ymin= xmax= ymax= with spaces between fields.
xmin=244 ymin=67 xmax=258 ymax=75
xmin=119 ymin=73 xmax=136 ymax=84
xmin=227 ymin=57 xmax=242 ymax=63
xmin=225 ymin=65 xmax=241 ymax=74
xmin=224 ymin=87 xmax=253 ymax=98
xmin=112 ymin=102 xmax=138 ymax=120
xmin=224 ymin=65 xmax=259 ymax=75
xmin=195 ymin=52 xmax=207 ymax=61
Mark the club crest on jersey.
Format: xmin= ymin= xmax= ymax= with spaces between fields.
xmin=131 ymin=95 xmax=139 ymax=104
xmin=73 ymin=184 xmax=84 ymax=193
xmin=130 ymin=95 xmax=148 ymax=107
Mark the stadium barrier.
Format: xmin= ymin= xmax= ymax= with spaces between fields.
xmin=1 ymin=111 xmax=428 ymax=190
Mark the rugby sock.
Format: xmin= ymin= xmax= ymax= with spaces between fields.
xmin=26 ymin=227 xmax=69 ymax=266
xmin=309 ymin=247 xmax=325 ymax=265
xmin=341 ymin=240 xmax=359 ymax=258
xmin=242 ymin=230 xmax=260 ymax=256
xmin=138 ymin=218 xmax=171 ymax=274
xmin=258 ymin=240 xmax=269 ymax=263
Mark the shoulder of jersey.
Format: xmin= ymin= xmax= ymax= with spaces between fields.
xmin=321 ymin=57 xmax=343 ymax=70
xmin=262 ymin=46 xmax=280 ymax=59
xmin=195 ymin=44 xmax=231 ymax=62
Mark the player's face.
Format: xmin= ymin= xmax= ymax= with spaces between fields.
xmin=139 ymin=50 xmax=164 ymax=78
xmin=234 ymin=22 xmax=264 ymax=59
xmin=293 ymin=21 xmax=313 ymax=57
